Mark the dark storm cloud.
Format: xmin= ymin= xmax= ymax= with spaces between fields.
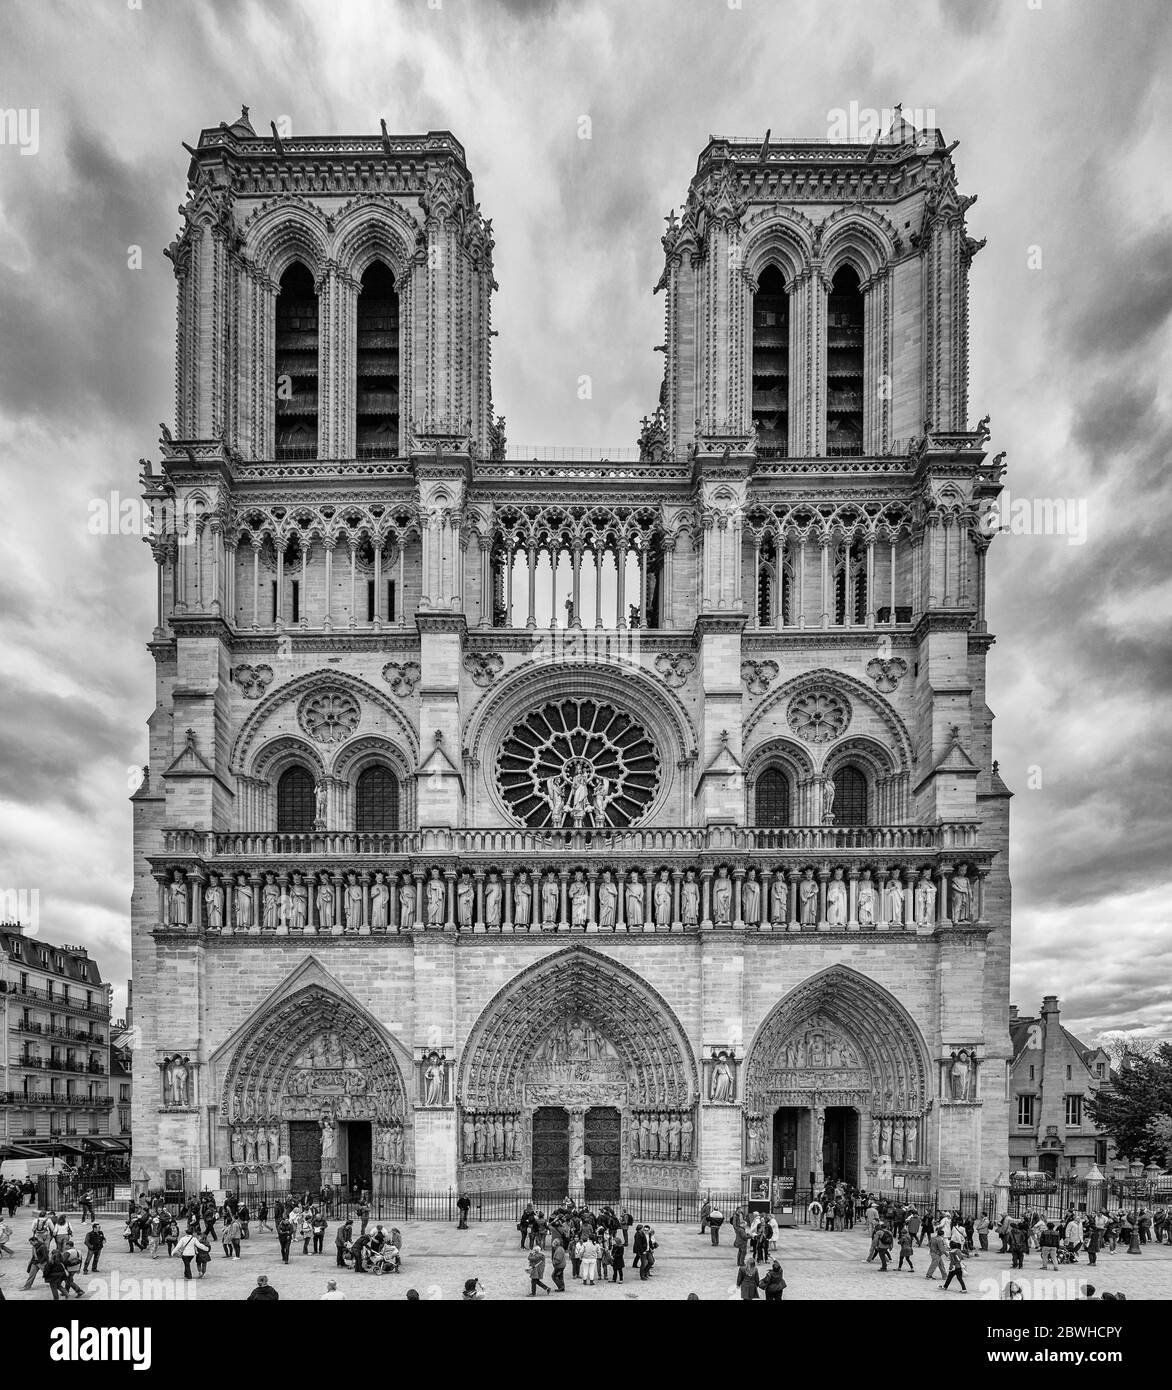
xmin=0 ymin=686 xmax=128 ymax=811
xmin=1067 ymin=222 xmax=1172 ymax=358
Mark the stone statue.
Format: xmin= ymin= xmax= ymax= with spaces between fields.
xmin=370 ymin=872 xmax=389 ymax=930
xmin=885 ymin=871 xmax=905 ymax=924
xmin=681 ymin=870 xmax=700 ymax=926
xmin=513 ymin=871 xmax=532 ymax=927
xmin=462 ymin=1114 xmax=474 ymax=1159
xmin=168 ymin=870 xmax=188 ymax=926
xmin=639 ymin=1113 xmax=652 ymax=1158
xmin=485 ymin=873 xmax=502 ymax=928
xmin=234 ymin=875 xmax=253 ymax=929
xmin=826 ymin=867 xmax=847 ymax=926
xmin=951 ymin=865 xmax=973 ymax=923
xmin=261 ymin=874 xmax=280 ymax=930
xmin=905 ymin=1120 xmax=918 ymax=1165
xmin=653 ymin=869 xmax=672 ymax=926
xmin=770 ymin=871 xmax=787 ymax=924
xmin=493 ymin=1113 xmax=505 ymax=1159
xmin=820 ymin=774 xmax=836 ymax=825
xmin=288 ymin=872 xmax=307 ymax=930
xmin=815 ymin=1110 xmax=825 ymax=1158
xmin=870 ymin=1117 xmax=881 ymax=1159
xmin=892 ymin=1118 xmax=905 ymax=1163
xmin=319 ymin=1114 xmax=336 ymax=1165
xmin=504 ymin=1113 xmax=515 ymax=1159
xmin=426 ymin=868 xmax=445 ymax=925
xmin=658 ymin=1113 xmax=670 ymax=1157
xmin=857 ymin=870 xmax=876 ymax=928
xmin=229 ymin=1126 xmax=242 ymax=1165
xmin=879 ymin=1117 xmax=892 ymax=1156
xmin=569 ymin=870 xmax=588 ymax=926
xmin=245 ymin=1127 xmax=259 ymax=1164
xmin=314 ymin=779 xmax=327 ymax=828
xmin=315 ymin=876 xmax=334 ymax=929
xmin=712 ymin=866 xmax=732 ymax=925
xmin=668 ymin=1113 xmax=681 ymax=1159
xmin=680 ymin=1114 xmax=693 ymax=1160
xmin=747 ymin=1117 xmax=765 ymax=1166
xmin=168 ymin=1056 xmax=189 ymax=1107
xmin=392 ymin=876 xmax=413 ymax=929
xmin=631 ymin=1116 xmax=642 ymax=1158
xmin=949 ymin=1049 xmax=973 ymax=1101
xmin=568 ymin=761 xmax=592 ymax=821
xmin=914 ymin=870 xmax=936 ymax=925
xmin=424 ymin=1053 xmax=445 ymax=1106
xmin=541 ymin=873 xmax=559 ymax=926
xmin=598 ymin=871 xmax=617 ymax=929
xmin=625 ymin=870 xmax=644 ymax=926
xmin=592 ymin=776 xmax=612 ymax=828
xmin=344 ymin=873 xmax=362 ymax=931
xmin=457 ymin=872 xmax=474 ymax=929
xmin=546 ymin=773 xmax=566 ymax=828
xmin=204 ymin=874 xmax=224 ymax=930
xmin=798 ymin=868 xmax=818 ymax=925
xmin=742 ymin=869 xmax=760 ymax=925
xmin=710 ymin=1052 xmax=734 ymax=1103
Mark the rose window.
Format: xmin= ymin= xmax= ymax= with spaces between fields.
xmin=298 ymin=689 xmax=361 ymax=744
xmin=496 ymin=698 xmax=660 ymax=828
xmin=786 ymin=689 xmax=850 ymax=744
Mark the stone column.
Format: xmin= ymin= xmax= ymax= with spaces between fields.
xmin=570 ymin=543 xmax=583 ymax=627
xmin=732 ymin=866 xmax=745 ymax=928
xmin=188 ymin=870 xmax=204 ymax=931
xmin=559 ymin=868 xmax=570 ymax=928
xmin=322 ymin=538 xmax=334 ymax=630
xmin=938 ymin=863 xmax=951 ymax=925
xmin=569 ymin=1107 xmax=586 ymax=1194
xmin=445 ymin=868 xmax=456 ymax=930
xmin=414 ymin=868 xmax=424 ymax=928
xmin=616 ymin=539 xmax=627 ymax=629
xmin=875 ymin=867 xmax=889 ymax=933
xmin=812 ymin=1103 xmax=826 ymax=1189
xmin=526 ymin=543 xmax=537 ymax=628
xmin=360 ymin=871 xmax=371 ymax=935
xmin=788 ymin=868 xmax=800 ymax=931
xmin=502 ymin=868 xmax=514 ymax=932
xmin=586 ymin=866 xmax=598 ymax=932
xmin=593 ymin=543 xmax=604 ymax=629
xmin=671 ymin=867 xmax=683 ymax=931
xmin=331 ymin=872 xmax=344 ymax=936
xmin=474 ymin=869 xmax=485 ymax=933
xmin=642 ymin=867 xmax=655 ymax=933
xmin=699 ymin=867 xmax=713 ymax=929
xmin=847 ymin=867 xmax=859 ymax=931
xmin=817 ymin=865 xmax=829 ymax=930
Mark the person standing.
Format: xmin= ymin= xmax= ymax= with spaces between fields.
xmin=580 ymin=1234 xmax=600 ymax=1286
xmin=312 ymin=1209 xmax=328 ymax=1254
xmin=457 ymin=1193 xmax=471 ymax=1230
xmin=550 ymin=1238 xmax=567 ymax=1292
xmin=610 ymin=1233 xmax=625 ymax=1283
xmin=527 ymin=1244 xmax=551 ymax=1295
xmin=226 ymin=1214 xmax=243 ymax=1260
xmin=335 ymin=1219 xmax=352 ymax=1268
xmin=762 ymin=1261 xmax=787 ymax=1300
xmin=82 ymin=1223 xmax=106 ymax=1274
xmin=708 ymin=1206 xmax=724 ymax=1246
xmin=276 ymin=1213 xmax=294 ymax=1265
xmin=257 ymin=1201 xmax=270 ymax=1233
xmin=246 ymin=1274 xmax=280 ymax=1301
xmin=896 ymin=1226 xmax=915 ymax=1273
xmin=736 ymin=1256 xmax=761 ymax=1300
xmin=1039 ymin=1223 xmax=1059 ymax=1270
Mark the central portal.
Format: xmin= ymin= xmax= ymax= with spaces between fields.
xmin=823 ymin=1107 xmax=859 ymax=1186
xmin=532 ymin=1106 xmax=570 ymax=1205
xmin=288 ymin=1119 xmax=322 ymax=1195
xmin=584 ymin=1106 xmax=620 ymax=1203
xmin=344 ymin=1120 xmax=372 ymax=1195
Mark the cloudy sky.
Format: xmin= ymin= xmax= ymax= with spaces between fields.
xmin=0 ymin=0 xmax=1169 ymax=1040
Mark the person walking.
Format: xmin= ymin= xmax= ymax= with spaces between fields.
xmin=875 ymin=1224 xmax=894 ymax=1271
xmin=896 ymin=1227 xmax=915 ymax=1273
xmin=256 ymin=1201 xmax=270 ymax=1233
xmin=175 ymin=1229 xmax=199 ymax=1280
xmin=976 ymin=1212 xmax=990 ymax=1252
xmin=940 ymin=1243 xmax=967 ymax=1293
xmin=193 ymin=1232 xmax=211 ymax=1279
xmin=276 ymin=1214 xmax=294 ymax=1265
xmin=226 ymin=1214 xmax=243 ymax=1260
xmin=762 ymin=1261 xmax=787 ymax=1301
xmin=1039 ymin=1223 xmax=1060 ymax=1270
xmin=527 ymin=1244 xmax=551 ymax=1295
xmin=610 ymin=1234 xmax=625 ymax=1283
xmin=736 ymin=1255 xmax=761 ymax=1300
xmin=1009 ymin=1220 xmax=1028 ymax=1270
xmin=550 ymin=1238 xmax=567 ymax=1292
xmin=925 ymin=1227 xmax=948 ymax=1280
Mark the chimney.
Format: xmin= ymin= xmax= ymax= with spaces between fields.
xmin=1009 ymin=1004 xmax=1018 ymax=1022
xmin=1042 ymin=995 xmax=1060 ymax=1018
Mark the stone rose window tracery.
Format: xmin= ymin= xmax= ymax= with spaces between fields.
xmin=496 ymin=698 xmax=660 ymax=828
xmin=786 ymin=689 xmax=850 ymax=744
xmin=298 ymin=688 xmax=361 ymax=744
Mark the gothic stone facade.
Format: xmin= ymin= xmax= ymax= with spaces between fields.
xmin=130 ymin=111 xmax=1011 ymax=1204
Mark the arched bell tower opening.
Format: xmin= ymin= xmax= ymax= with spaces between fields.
xmin=456 ymin=948 xmax=699 ymax=1200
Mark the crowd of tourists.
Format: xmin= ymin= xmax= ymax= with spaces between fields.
xmin=517 ymin=1198 xmax=656 ymax=1292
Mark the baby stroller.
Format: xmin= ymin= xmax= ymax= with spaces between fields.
xmin=1057 ymin=1241 xmax=1080 ymax=1265
xmin=370 ymin=1243 xmax=401 ymax=1274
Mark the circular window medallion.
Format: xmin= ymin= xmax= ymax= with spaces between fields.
xmin=786 ymin=689 xmax=850 ymax=744
xmin=298 ymin=688 xmax=361 ymax=744
xmin=496 ymin=698 xmax=660 ymax=828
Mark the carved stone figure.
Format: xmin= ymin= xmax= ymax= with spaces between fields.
xmin=885 ymin=870 xmax=905 ymax=924
xmin=655 ymin=1113 xmax=668 ymax=1159
xmin=493 ymin=1113 xmax=504 ymax=1159
xmin=426 ymin=868 xmax=445 ymax=925
xmin=424 ymin=1053 xmax=445 ymax=1106
xmin=165 ymin=1056 xmax=189 ymax=1107
xmin=399 ymin=876 xmax=416 ymax=929
xmin=742 ymin=869 xmax=760 ymax=925
xmin=710 ymin=1052 xmax=734 ymax=1103
xmin=625 ymin=871 xmax=644 ymax=926
xmin=680 ymin=1114 xmax=693 ymax=1161
xmin=639 ymin=1113 xmax=652 ymax=1158
xmin=770 ymin=872 xmax=787 ymax=923
xmin=314 ymin=779 xmax=328 ymax=827
xmin=820 ymin=773 xmax=836 ymax=824
xmin=653 ymin=869 xmax=672 ymax=926
xmin=485 ymin=873 xmax=502 ymax=928
xmin=892 ymin=1119 xmax=905 ymax=1164
xmin=905 ymin=1120 xmax=918 ymax=1165
xmin=747 ymin=1117 xmax=766 ymax=1166
xmin=514 ymin=871 xmax=532 ymax=927
xmin=682 ymin=870 xmax=700 ymax=926
xmin=712 ymin=866 xmax=732 ymax=925
xmin=541 ymin=873 xmax=559 ymax=926
xmin=592 ymin=776 xmax=612 ymax=828
xmin=344 ymin=873 xmax=362 ymax=931
xmin=631 ymin=1116 xmax=642 ymax=1158
xmin=473 ymin=1115 xmax=485 ymax=1161
xmin=370 ymin=872 xmax=389 ymax=930
xmin=914 ymin=870 xmax=936 ymax=925
xmin=204 ymin=874 xmax=224 ymax=930
xmin=668 ymin=1113 xmax=681 ymax=1159
xmin=826 ymin=867 xmax=847 ymax=926
xmin=798 ymin=868 xmax=818 ymax=925
xmin=457 ymin=872 xmax=474 ymax=929
xmin=462 ymin=1115 xmax=475 ymax=1159
xmin=168 ymin=870 xmax=188 ymax=926
xmin=315 ymin=876 xmax=334 ymax=929
xmin=871 ymin=1117 xmax=881 ymax=1159
xmin=815 ymin=1110 xmax=825 ymax=1159
xmin=857 ymin=870 xmax=877 ymax=927
xmin=234 ymin=875 xmax=253 ymax=929
xmin=598 ymin=871 xmax=617 ymax=929
xmin=505 ymin=1113 xmax=517 ymax=1159
xmin=949 ymin=1048 xmax=973 ymax=1101
xmin=951 ymin=866 xmax=973 ymax=923
xmin=879 ymin=1117 xmax=892 ymax=1156
xmin=319 ymin=1114 xmax=336 ymax=1165
xmin=290 ymin=872 xmax=310 ymax=928
xmin=261 ymin=874 xmax=280 ymax=930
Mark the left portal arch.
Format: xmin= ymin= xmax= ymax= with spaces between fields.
xmin=212 ymin=957 xmax=412 ymax=1195
xmin=457 ymin=947 xmax=700 ymax=1196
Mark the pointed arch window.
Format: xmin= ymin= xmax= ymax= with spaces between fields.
xmin=755 ymin=767 xmax=791 ymax=827
xmin=832 ymin=764 xmax=868 ymax=826
xmin=276 ymin=765 xmax=315 ymax=833
xmin=275 ymin=263 xmax=319 ymax=460
xmin=834 ymin=540 xmax=867 ymax=624
xmin=752 ymin=265 xmax=789 ymax=459
xmin=356 ymin=766 xmax=400 ymax=832
xmin=356 ymin=262 xmax=400 ymax=458
xmin=826 ymin=266 xmax=864 ymax=457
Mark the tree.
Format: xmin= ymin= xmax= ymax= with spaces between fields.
xmin=1085 ymin=1042 xmax=1172 ymax=1166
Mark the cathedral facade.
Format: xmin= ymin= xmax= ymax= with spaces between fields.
xmin=131 ymin=110 xmax=1011 ymax=1205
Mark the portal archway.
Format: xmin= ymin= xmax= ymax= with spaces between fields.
xmin=456 ymin=947 xmax=699 ymax=1196
xmin=212 ymin=959 xmax=412 ymax=1195
xmin=745 ymin=965 xmax=931 ymax=1189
